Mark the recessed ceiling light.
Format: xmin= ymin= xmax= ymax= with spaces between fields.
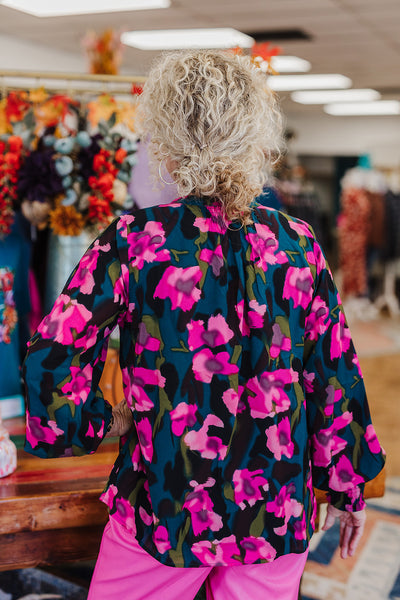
xmin=324 ymin=101 xmax=400 ymax=116
xmin=292 ymin=89 xmax=381 ymax=104
xmin=264 ymin=56 xmax=311 ymax=73
xmin=1 ymin=0 xmax=170 ymax=17
xmin=121 ymin=28 xmax=254 ymax=50
xmin=268 ymin=74 xmax=352 ymax=91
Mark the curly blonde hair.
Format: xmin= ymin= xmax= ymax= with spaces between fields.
xmin=137 ymin=50 xmax=284 ymax=224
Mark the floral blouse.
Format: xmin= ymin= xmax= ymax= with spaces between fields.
xmin=23 ymin=197 xmax=385 ymax=568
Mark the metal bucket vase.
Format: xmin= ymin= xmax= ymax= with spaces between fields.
xmin=45 ymin=230 xmax=95 ymax=313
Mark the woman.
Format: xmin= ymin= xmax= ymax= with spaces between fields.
xmin=23 ymin=50 xmax=385 ymax=600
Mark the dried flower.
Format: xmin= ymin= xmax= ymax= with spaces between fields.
xmin=49 ymin=205 xmax=85 ymax=236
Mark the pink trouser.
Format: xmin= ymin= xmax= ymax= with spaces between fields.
xmin=87 ymin=518 xmax=308 ymax=600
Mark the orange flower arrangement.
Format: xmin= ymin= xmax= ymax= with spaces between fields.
xmin=0 ymin=135 xmax=24 ymax=237
xmin=230 ymin=42 xmax=281 ymax=74
xmin=49 ymin=204 xmax=86 ymax=237
xmin=82 ymin=29 xmax=124 ymax=75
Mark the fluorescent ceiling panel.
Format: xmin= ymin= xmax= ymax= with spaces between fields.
xmin=1 ymin=0 xmax=170 ymax=17
xmin=292 ymin=89 xmax=381 ymax=104
xmin=325 ymin=101 xmax=400 ymax=116
xmin=266 ymin=56 xmax=311 ymax=73
xmin=268 ymin=74 xmax=352 ymax=91
xmin=121 ymin=28 xmax=254 ymax=50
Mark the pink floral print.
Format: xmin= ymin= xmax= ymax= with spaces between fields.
xmin=233 ymin=468 xmax=269 ymax=509
xmin=61 ymin=364 xmax=93 ymax=405
xmin=68 ymin=240 xmax=111 ymax=294
xmin=23 ymin=198 xmax=385 ymax=569
xmin=247 ymin=368 xmax=299 ymax=419
xmin=170 ymin=402 xmax=198 ymax=436
xmin=329 ymin=455 xmax=365 ymax=492
xmin=37 ymin=295 xmax=92 ymax=345
xmin=192 ymin=348 xmax=239 ymax=383
xmin=184 ymin=415 xmax=228 ymax=460
xmin=265 ymin=417 xmax=294 ymax=460
xmin=283 ymin=266 xmax=314 ymax=309
xmin=187 ymin=314 xmax=233 ymax=351
xmin=154 ymin=265 xmax=202 ymax=311
xmin=127 ymin=221 xmax=170 ymax=270
xmin=183 ymin=478 xmax=223 ymax=536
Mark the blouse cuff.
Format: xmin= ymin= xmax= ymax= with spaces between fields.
xmin=327 ymin=484 xmax=366 ymax=512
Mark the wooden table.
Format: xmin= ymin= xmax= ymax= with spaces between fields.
xmin=0 ymin=417 xmax=118 ymax=571
xmin=0 ymin=417 xmax=385 ymax=572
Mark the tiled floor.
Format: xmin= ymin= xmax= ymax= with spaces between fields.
xmin=346 ymin=316 xmax=400 ymax=478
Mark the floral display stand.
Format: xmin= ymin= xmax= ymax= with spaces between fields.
xmin=45 ymin=230 xmax=94 ymax=312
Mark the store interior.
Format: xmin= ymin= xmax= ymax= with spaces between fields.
xmin=0 ymin=1 xmax=399 ymax=599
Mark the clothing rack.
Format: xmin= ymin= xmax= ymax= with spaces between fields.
xmin=0 ymin=68 xmax=147 ymax=97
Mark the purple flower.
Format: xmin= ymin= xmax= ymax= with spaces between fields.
xmin=17 ymin=146 xmax=64 ymax=202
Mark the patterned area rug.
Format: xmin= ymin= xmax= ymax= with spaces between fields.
xmin=301 ymin=477 xmax=400 ymax=600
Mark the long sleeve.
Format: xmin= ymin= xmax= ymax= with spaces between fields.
xmin=303 ymin=238 xmax=385 ymax=511
xmin=23 ymin=220 xmax=129 ymax=458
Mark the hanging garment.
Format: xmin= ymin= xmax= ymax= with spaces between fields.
xmin=0 ymin=217 xmax=31 ymax=417
xmin=338 ymin=187 xmax=371 ymax=297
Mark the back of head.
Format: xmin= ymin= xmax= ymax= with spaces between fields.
xmin=137 ymin=49 xmax=284 ymax=224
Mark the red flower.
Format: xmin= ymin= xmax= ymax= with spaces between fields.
xmin=88 ymin=196 xmax=112 ymax=222
xmin=93 ymin=153 xmax=108 ymax=172
xmin=115 ymin=148 xmax=127 ymax=164
xmin=251 ymin=42 xmax=281 ymax=62
xmin=5 ymin=91 xmax=30 ymax=122
xmin=0 ymin=134 xmax=24 ymax=237
xmin=131 ymin=84 xmax=143 ymax=95
xmin=8 ymin=135 xmax=24 ymax=153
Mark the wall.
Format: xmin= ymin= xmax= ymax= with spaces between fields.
xmin=0 ymin=33 xmax=85 ymax=72
xmin=287 ymin=111 xmax=400 ymax=169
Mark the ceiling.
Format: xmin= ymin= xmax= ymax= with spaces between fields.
xmin=0 ymin=0 xmax=399 ymax=117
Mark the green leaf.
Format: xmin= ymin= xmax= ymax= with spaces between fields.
xmin=108 ymin=111 xmax=117 ymax=129
xmin=98 ymin=121 xmax=109 ymax=137
xmin=223 ymin=482 xmax=234 ymax=502
xmin=249 ymin=504 xmax=266 ymax=537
